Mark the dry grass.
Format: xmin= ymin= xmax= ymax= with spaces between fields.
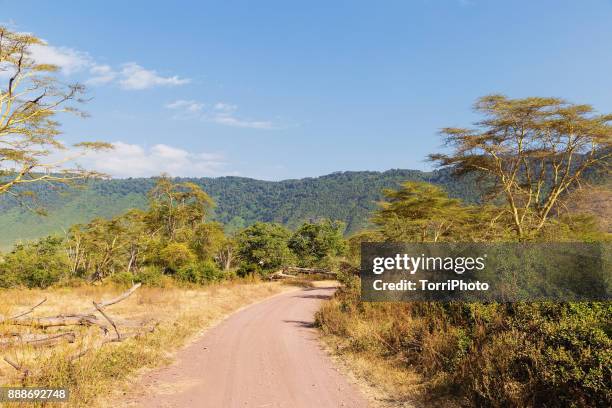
xmin=314 ymin=283 xmax=473 ymax=408
xmin=321 ymin=334 xmax=426 ymax=408
xmin=316 ymin=294 xmax=431 ymax=408
xmin=0 ymin=280 xmax=294 ymax=407
xmin=316 ymin=284 xmax=612 ymax=408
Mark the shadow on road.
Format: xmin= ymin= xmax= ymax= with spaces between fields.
xmin=283 ymin=319 xmax=316 ymax=328
xmin=297 ymin=293 xmax=332 ymax=300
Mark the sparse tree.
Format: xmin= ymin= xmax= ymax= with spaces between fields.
xmin=147 ymin=175 xmax=214 ymax=240
xmin=430 ymin=95 xmax=611 ymax=240
xmin=68 ymin=217 xmax=128 ymax=280
xmin=0 ymin=27 xmax=111 ymax=204
xmin=190 ymin=221 xmax=225 ymax=260
xmin=216 ymin=237 xmax=236 ymax=271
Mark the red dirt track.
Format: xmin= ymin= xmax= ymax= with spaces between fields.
xmin=128 ymin=286 xmax=369 ymax=408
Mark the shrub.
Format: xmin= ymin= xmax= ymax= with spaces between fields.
xmin=0 ymin=236 xmax=70 ymax=288
xmin=237 ymin=262 xmax=264 ymax=278
xmin=110 ymin=271 xmax=137 ymax=287
xmin=288 ymin=219 xmax=347 ymax=266
xmin=134 ymin=266 xmax=168 ymax=287
xmin=158 ymin=242 xmax=196 ymax=271
xmin=176 ymin=261 xmax=223 ymax=284
xmin=236 ymin=222 xmax=295 ymax=271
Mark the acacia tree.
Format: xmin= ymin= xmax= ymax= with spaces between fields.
xmin=0 ymin=27 xmax=111 ymax=203
xmin=430 ymin=95 xmax=611 ymax=240
xmin=373 ymin=181 xmax=471 ymax=242
xmin=68 ymin=217 xmax=128 ymax=280
xmin=190 ymin=221 xmax=225 ymax=260
xmin=65 ymin=178 xmax=224 ymax=280
xmin=146 ymin=176 xmax=215 ymax=240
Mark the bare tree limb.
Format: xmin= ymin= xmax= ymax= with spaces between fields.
xmin=0 ymin=298 xmax=47 ymax=323
xmin=93 ymin=301 xmax=121 ymax=340
xmin=86 ymin=283 xmax=141 ymax=313
xmin=3 ymin=356 xmax=23 ymax=370
xmin=3 ymin=356 xmax=29 ymax=383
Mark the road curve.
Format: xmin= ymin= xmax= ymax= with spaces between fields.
xmin=128 ymin=286 xmax=369 ymax=408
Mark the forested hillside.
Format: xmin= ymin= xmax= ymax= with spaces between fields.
xmin=0 ymin=168 xmax=480 ymax=249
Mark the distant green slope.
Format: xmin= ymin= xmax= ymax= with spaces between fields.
xmin=0 ymin=169 xmax=480 ymax=249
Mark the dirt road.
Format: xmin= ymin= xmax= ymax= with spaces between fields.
xmin=127 ymin=285 xmax=369 ymax=408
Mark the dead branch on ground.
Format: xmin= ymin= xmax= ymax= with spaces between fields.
xmin=93 ymin=301 xmax=121 ymax=340
xmin=86 ymin=283 xmax=141 ymax=312
xmin=3 ymin=356 xmax=30 ymax=383
xmin=269 ymin=267 xmax=337 ymax=280
xmin=0 ymin=332 xmax=76 ymax=349
xmin=0 ymin=298 xmax=47 ymax=323
xmin=0 ymin=282 xmax=152 ymax=374
xmin=10 ymin=314 xmax=100 ymax=328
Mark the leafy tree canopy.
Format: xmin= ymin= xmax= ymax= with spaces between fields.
xmin=236 ymin=222 xmax=295 ymax=272
xmin=430 ymin=94 xmax=612 ymax=239
xmin=288 ymin=219 xmax=347 ymax=266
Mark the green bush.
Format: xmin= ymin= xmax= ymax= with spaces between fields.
xmin=110 ymin=271 xmax=137 ymax=287
xmin=236 ymin=222 xmax=295 ymax=271
xmin=288 ymin=219 xmax=347 ymax=267
xmin=158 ymin=242 xmax=196 ymax=271
xmin=236 ymin=262 xmax=264 ymax=278
xmin=0 ymin=236 xmax=69 ymax=288
xmin=176 ymin=261 xmax=223 ymax=284
xmin=134 ymin=266 xmax=167 ymax=287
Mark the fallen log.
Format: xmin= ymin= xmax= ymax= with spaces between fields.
xmin=0 ymin=332 xmax=76 ymax=349
xmin=284 ymin=267 xmax=337 ymax=277
xmin=11 ymin=314 xmax=99 ymax=328
xmin=268 ymin=271 xmax=298 ymax=280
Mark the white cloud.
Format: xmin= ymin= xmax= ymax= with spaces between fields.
xmin=214 ymin=102 xmax=238 ymax=112
xmin=165 ymin=99 xmax=204 ymax=113
xmin=6 ymin=35 xmax=190 ymax=90
xmin=68 ymin=141 xmax=229 ymax=178
xmin=118 ymin=63 xmax=190 ymax=90
xmin=87 ymin=64 xmax=116 ymax=85
xmin=28 ymin=43 xmax=93 ymax=75
xmin=85 ymin=63 xmax=190 ymax=90
xmin=166 ymin=99 xmax=275 ymax=129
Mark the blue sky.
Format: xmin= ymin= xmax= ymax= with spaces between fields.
xmin=3 ymin=0 xmax=612 ymax=180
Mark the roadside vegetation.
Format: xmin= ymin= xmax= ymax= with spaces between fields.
xmin=317 ymin=96 xmax=611 ymax=408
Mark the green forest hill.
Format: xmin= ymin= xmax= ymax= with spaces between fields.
xmin=0 ymin=168 xmax=479 ymax=249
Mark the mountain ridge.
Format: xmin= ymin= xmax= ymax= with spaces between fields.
xmin=0 ymin=168 xmax=479 ymax=249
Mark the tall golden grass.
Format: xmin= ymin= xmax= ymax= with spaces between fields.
xmin=0 ymin=280 xmax=291 ymax=407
